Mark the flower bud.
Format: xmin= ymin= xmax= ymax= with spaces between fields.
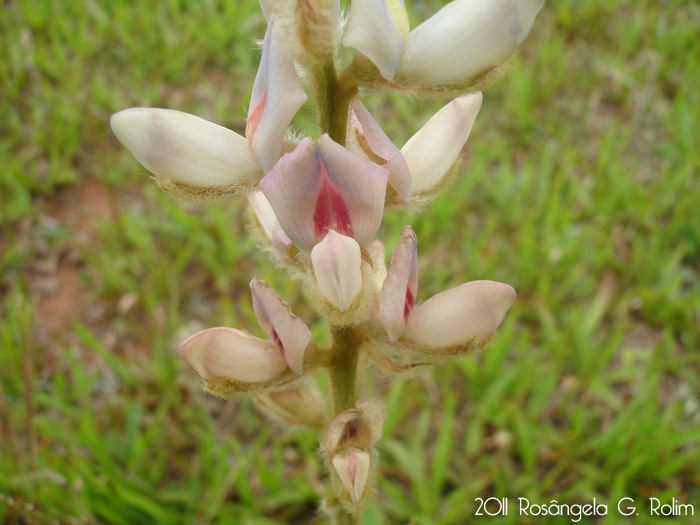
xmin=311 ymin=230 xmax=363 ymax=312
xmin=260 ymin=0 xmax=341 ymax=68
xmin=332 ymin=447 xmax=371 ymax=506
xmin=323 ymin=399 xmax=387 ymax=453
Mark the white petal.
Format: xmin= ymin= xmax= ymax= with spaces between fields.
xmin=271 ymin=221 xmax=294 ymax=258
xmin=403 ymin=280 xmax=516 ymax=347
xmin=247 ymin=23 xmax=308 ymax=173
xmin=250 ymin=279 xmax=313 ymax=375
xmin=348 ymin=101 xmax=411 ymax=200
xmin=248 ymin=191 xmax=277 ymax=240
xmin=110 ymin=108 xmax=261 ymax=188
xmin=379 ymin=226 xmax=418 ymax=341
xmin=260 ymin=136 xmax=388 ymax=253
xmin=311 ymin=231 xmax=362 ymax=311
xmin=179 ymin=327 xmax=287 ymax=383
xmin=343 ymin=0 xmax=409 ymax=80
xmin=332 ymin=448 xmax=371 ymax=505
xmin=397 ymin=0 xmax=545 ymax=83
xmin=401 ymin=93 xmax=482 ymax=194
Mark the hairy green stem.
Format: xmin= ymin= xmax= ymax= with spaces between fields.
xmin=315 ymin=55 xmax=363 ymax=525
xmin=313 ymin=54 xmax=358 ymax=145
xmin=328 ymin=326 xmax=361 ymax=415
xmin=328 ymin=326 xmax=362 ymax=525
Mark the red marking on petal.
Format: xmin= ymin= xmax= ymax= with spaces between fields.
xmin=246 ymin=90 xmax=267 ymax=139
xmin=347 ymin=450 xmax=358 ymax=482
xmin=404 ymin=287 xmax=415 ymax=320
xmin=271 ymin=328 xmax=285 ymax=352
xmin=313 ymin=162 xmax=354 ymax=239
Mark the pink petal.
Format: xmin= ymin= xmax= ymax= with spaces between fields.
xmin=379 ymin=226 xmax=418 ymax=341
xmin=311 ymin=230 xmax=363 ymax=311
xmin=348 ymin=101 xmax=411 ymax=201
xmin=179 ymin=327 xmax=287 ymax=383
xmin=250 ymin=279 xmax=313 ymax=375
xmin=332 ymin=447 xmax=371 ymax=505
xmin=403 ymin=280 xmax=516 ymax=347
xmin=260 ymin=136 xmax=388 ymax=253
xmin=247 ymin=23 xmax=308 ymax=173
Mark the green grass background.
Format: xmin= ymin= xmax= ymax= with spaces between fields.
xmin=1 ymin=0 xmax=699 ymax=523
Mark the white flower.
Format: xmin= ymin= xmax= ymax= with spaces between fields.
xmin=110 ymin=22 xmax=306 ymax=189
xmin=110 ymin=108 xmax=262 ymax=189
xmin=344 ymin=0 xmax=544 ymax=83
xmin=401 ymin=92 xmax=482 ymax=195
xmin=343 ymin=0 xmax=409 ymax=80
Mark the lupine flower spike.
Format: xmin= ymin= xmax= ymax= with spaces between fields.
xmin=110 ymin=0 xmax=544 ymax=519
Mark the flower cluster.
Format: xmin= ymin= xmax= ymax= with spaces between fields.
xmin=111 ymin=0 xmax=542 ymax=515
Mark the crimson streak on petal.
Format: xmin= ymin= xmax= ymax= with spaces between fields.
xmin=404 ymin=287 xmax=415 ymax=320
xmin=313 ymin=162 xmax=354 ymax=239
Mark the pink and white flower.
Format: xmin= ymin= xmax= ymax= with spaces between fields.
xmin=379 ymin=226 xmax=516 ymax=348
xmin=180 ymin=279 xmax=312 ymax=384
xmin=259 ymin=135 xmax=389 ymax=254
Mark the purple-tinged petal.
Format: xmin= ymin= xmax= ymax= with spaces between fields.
xmin=260 ymin=136 xmax=388 ymax=253
xmin=401 ymin=93 xmax=482 ymax=194
xmin=247 ymin=23 xmax=308 ymax=173
xmin=311 ymin=230 xmax=362 ymax=311
xmin=379 ymin=226 xmax=418 ymax=341
xmin=179 ymin=327 xmax=287 ymax=383
xmin=403 ymin=280 xmax=516 ymax=347
xmin=343 ymin=0 xmax=409 ymax=80
xmin=348 ymin=101 xmax=411 ymax=201
xmin=111 ymin=108 xmax=261 ymax=188
xmin=250 ymin=279 xmax=313 ymax=375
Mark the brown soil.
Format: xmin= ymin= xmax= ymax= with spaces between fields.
xmin=35 ymin=176 xmax=116 ymax=340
